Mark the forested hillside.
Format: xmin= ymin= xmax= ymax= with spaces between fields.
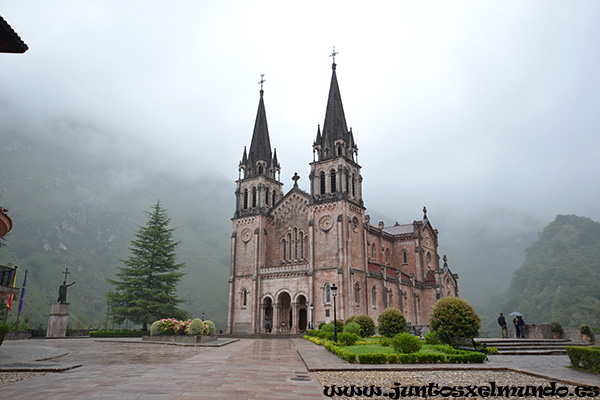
xmin=0 ymin=120 xmax=232 ymax=330
xmin=499 ymin=215 xmax=600 ymax=327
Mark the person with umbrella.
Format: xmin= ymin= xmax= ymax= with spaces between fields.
xmin=510 ymin=312 xmax=523 ymax=338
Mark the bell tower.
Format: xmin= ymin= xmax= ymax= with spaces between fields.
xmin=310 ymin=50 xmax=363 ymax=206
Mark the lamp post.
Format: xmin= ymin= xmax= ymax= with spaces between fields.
xmin=309 ymin=303 xmax=314 ymax=330
xmin=201 ymin=312 xmax=205 ymax=321
xmin=331 ymin=284 xmax=338 ymax=343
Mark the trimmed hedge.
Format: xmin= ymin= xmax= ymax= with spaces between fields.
xmin=358 ymin=353 xmax=388 ymax=364
xmin=89 ymin=329 xmax=150 ymax=337
xmin=324 ymin=342 xmax=357 ymax=363
xmin=567 ymin=346 xmax=600 ymax=373
xmin=0 ymin=324 xmax=9 ymax=346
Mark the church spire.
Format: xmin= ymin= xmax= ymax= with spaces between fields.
xmin=315 ymin=48 xmax=356 ymax=162
xmin=240 ymin=75 xmax=278 ymax=180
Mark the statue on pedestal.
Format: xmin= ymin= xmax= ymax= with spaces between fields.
xmin=57 ymin=280 xmax=75 ymax=304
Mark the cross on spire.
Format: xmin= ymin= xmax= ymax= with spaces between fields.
xmin=62 ymin=267 xmax=70 ymax=281
xmin=258 ymin=73 xmax=266 ymax=92
xmin=329 ymin=46 xmax=339 ymax=69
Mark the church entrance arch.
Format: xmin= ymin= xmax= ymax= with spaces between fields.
xmin=297 ymin=295 xmax=307 ymax=332
xmin=262 ymin=297 xmax=273 ymax=333
xmin=277 ymin=291 xmax=291 ymax=333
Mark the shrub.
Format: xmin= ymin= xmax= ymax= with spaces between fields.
xmin=377 ymin=308 xmax=408 ymax=338
xmin=486 ymin=346 xmax=499 ymax=355
xmin=321 ymin=323 xmax=334 ymax=332
xmin=188 ymin=318 xmax=207 ymax=336
xmin=424 ymin=330 xmax=443 ymax=345
xmin=358 ymin=353 xmax=388 ymax=364
xmin=343 ymin=322 xmax=361 ymax=336
xmin=324 ymin=342 xmax=357 ymax=363
xmin=204 ymin=320 xmax=216 ymax=335
xmin=428 ymin=297 xmax=480 ymax=343
xmin=150 ymin=321 xmax=161 ymax=336
xmin=580 ymin=324 xmax=592 ymax=335
xmin=318 ymin=322 xmax=327 ymax=330
xmin=567 ymin=346 xmax=600 ymax=373
xmin=338 ymin=332 xmax=359 ymax=346
xmin=306 ymin=329 xmax=320 ymax=337
xmin=550 ymin=321 xmax=563 ymax=334
xmin=345 ymin=316 xmax=356 ymax=326
xmin=391 ymin=332 xmax=422 ymax=354
xmin=379 ymin=336 xmax=392 ymax=347
xmin=353 ymin=315 xmax=376 ymax=337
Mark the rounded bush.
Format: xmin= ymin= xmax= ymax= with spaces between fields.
xmin=318 ymin=322 xmax=327 ymax=330
xmin=428 ymin=297 xmax=481 ymax=343
xmin=391 ymin=332 xmax=422 ymax=354
xmin=321 ymin=323 xmax=334 ymax=332
xmin=150 ymin=321 xmax=161 ymax=336
xmin=353 ymin=315 xmax=376 ymax=337
xmin=204 ymin=320 xmax=216 ymax=335
xmin=343 ymin=322 xmax=361 ymax=336
xmin=338 ymin=332 xmax=359 ymax=346
xmin=424 ymin=330 xmax=443 ymax=345
xmin=377 ymin=308 xmax=408 ymax=338
xmin=188 ymin=318 xmax=207 ymax=336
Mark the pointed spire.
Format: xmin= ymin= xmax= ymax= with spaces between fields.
xmin=317 ymin=49 xmax=352 ymax=161
xmin=241 ymin=146 xmax=247 ymax=164
xmin=272 ymin=148 xmax=279 ymax=168
xmin=240 ymin=76 xmax=277 ymax=180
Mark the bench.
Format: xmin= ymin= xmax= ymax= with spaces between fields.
xmin=449 ymin=337 xmax=488 ymax=359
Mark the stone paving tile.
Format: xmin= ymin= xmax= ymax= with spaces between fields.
xmin=1 ymin=338 xmax=324 ymax=399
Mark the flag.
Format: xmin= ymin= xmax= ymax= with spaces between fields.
xmin=6 ymin=271 xmax=16 ymax=311
xmin=18 ymin=269 xmax=27 ymax=313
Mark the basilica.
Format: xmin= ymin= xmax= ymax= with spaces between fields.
xmin=226 ymin=57 xmax=458 ymax=334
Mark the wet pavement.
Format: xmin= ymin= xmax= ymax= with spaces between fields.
xmin=0 ymin=337 xmax=597 ymax=399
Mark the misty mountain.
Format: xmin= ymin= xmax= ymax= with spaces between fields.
xmin=0 ymin=118 xmax=233 ymax=329
xmin=498 ymin=214 xmax=600 ymax=328
xmin=1 ymin=113 xmax=566 ymax=333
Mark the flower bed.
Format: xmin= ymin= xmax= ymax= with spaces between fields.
xmin=142 ymin=334 xmax=217 ymax=343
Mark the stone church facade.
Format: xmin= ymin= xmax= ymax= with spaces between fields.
xmin=227 ymin=60 xmax=458 ymax=334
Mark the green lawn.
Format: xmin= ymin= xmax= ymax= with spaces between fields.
xmin=342 ymin=342 xmax=451 ymax=355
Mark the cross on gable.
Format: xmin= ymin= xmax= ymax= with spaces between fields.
xmin=292 ymin=172 xmax=300 ymax=187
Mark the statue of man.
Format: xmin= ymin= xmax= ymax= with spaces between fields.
xmin=57 ymin=280 xmax=75 ymax=304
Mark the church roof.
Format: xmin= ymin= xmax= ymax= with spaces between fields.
xmin=0 ymin=15 xmax=28 ymax=53
xmin=382 ymin=223 xmax=415 ymax=235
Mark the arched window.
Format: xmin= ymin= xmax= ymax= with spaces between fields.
xmin=345 ymin=173 xmax=349 ymax=193
xmin=320 ymin=171 xmax=326 ymax=195
xmin=287 ymin=233 xmax=292 ymax=261
xmin=294 ymin=228 xmax=298 ymax=259
xmin=386 ymin=248 xmax=390 ymax=264
xmin=258 ymin=165 xmax=263 ymax=175
xmin=243 ymin=189 xmax=248 ymax=209
xmin=265 ymin=188 xmax=269 ymax=206
xmin=325 ymin=283 xmax=331 ymax=303
xmin=300 ymin=232 xmax=305 ymax=259
xmin=282 ymin=239 xmax=287 ymax=260
xmin=371 ymin=286 xmax=376 ymax=308
xmin=330 ymin=170 xmax=337 ymax=193
xmin=272 ymin=191 xmax=276 ymax=206
xmin=403 ymin=250 xmax=408 ymax=264
xmin=242 ymin=288 xmax=248 ymax=307
xmin=252 ymin=187 xmax=257 ymax=208
xmin=352 ymin=174 xmax=356 ymax=197
xmin=337 ymin=146 xmax=342 ymax=156
xmin=354 ymin=282 xmax=360 ymax=305
xmin=371 ymin=243 xmax=376 ymax=259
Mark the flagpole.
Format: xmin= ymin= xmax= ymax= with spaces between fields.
xmin=15 ymin=269 xmax=28 ymax=331
xmin=4 ymin=266 xmax=17 ymax=325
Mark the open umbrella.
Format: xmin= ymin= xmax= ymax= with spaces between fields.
xmin=509 ymin=312 xmax=523 ymax=317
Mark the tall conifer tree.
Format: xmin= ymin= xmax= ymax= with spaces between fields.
xmin=109 ymin=201 xmax=187 ymax=330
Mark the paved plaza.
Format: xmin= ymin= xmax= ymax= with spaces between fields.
xmin=0 ymin=337 xmax=598 ymax=399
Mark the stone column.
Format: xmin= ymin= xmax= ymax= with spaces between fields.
xmin=47 ymin=303 xmax=70 ymax=338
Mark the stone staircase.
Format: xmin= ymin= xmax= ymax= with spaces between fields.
xmin=476 ymin=338 xmax=591 ymax=355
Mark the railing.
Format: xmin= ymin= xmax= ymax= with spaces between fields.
xmin=0 ymin=265 xmax=16 ymax=287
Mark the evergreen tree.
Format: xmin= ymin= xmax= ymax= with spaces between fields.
xmin=108 ymin=201 xmax=188 ymax=330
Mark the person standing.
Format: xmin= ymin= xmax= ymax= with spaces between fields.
xmin=497 ymin=313 xmax=508 ymax=338
xmin=517 ymin=316 xmax=526 ymax=338
xmin=513 ymin=316 xmax=520 ymax=338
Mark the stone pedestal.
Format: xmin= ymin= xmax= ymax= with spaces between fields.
xmin=47 ymin=303 xmax=70 ymax=338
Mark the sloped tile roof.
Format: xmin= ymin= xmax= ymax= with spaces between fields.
xmin=0 ymin=16 xmax=28 ymax=53
xmin=383 ymin=223 xmax=414 ymax=235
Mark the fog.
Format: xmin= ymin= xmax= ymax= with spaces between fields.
xmin=2 ymin=1 xmax=600 ymax=233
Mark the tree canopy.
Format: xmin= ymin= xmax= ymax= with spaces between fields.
xmin=500 ymin=215 xmax=600 ymax=327
xmin=108 ymin=201 xmax=188 ymax=330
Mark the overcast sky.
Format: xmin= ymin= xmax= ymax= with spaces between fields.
xmin=2 ymin=1 xmax=600 ymax=231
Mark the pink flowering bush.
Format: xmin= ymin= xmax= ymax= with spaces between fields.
xmin=150 ymin=318 xmax=191 ymax=335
